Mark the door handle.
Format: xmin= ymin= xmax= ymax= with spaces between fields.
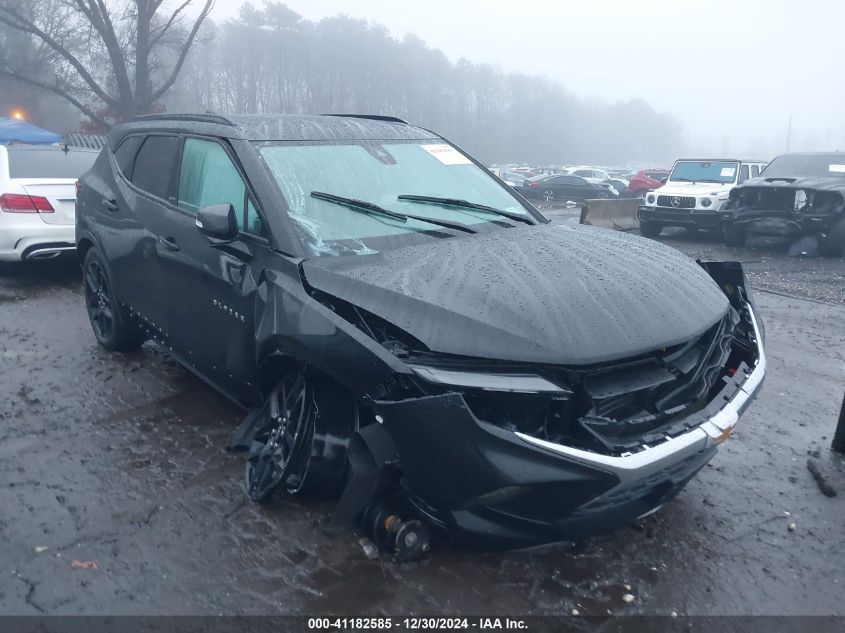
xmin=103 ymin=199 xmax=118 ymax=212
xmin=158 ymin=236 xmax=180 ymax=252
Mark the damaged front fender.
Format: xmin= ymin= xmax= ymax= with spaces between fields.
xmin=251 ymin=259 xmax=412 ymax=398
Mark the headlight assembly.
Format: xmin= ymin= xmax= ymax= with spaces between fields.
xmin=407 ymin=364 xmax=570 ymax=394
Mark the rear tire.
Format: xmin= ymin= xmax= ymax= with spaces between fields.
xmin=542 ymin=190 xmax=555 ymax=202
xmin=819 ymin=218 xmax=845 ymax=257
xmin=83 ymin=248 xmax=145 ymax=352
xmin=639 ymin=220 xmax=663 ymax=238
xmin=722 ymin=227 xmax=747 ymax=248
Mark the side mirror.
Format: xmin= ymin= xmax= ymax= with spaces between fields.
xmin=196 ymin=203 xmax=238 ymax=241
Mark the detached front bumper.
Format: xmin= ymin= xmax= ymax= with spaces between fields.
xmin=372 ymin=304 xmax=765 ymax=547
xmin=638 ymin=205 xmax=720 ymax=228
xmin=719 ymin=209 xmax=831 ymax=237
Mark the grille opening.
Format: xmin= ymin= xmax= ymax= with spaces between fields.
xmin=461 ymin=308 xmax=757 ymax=457
xmin=657 ymin=194 xmax=696 ymax=209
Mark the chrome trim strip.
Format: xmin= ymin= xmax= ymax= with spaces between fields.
xmin=24 ymin=246 xmax=76 ymax=260
xmin=515 ymin=303 xmax=766 ymax=481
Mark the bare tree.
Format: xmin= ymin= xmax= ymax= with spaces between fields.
xmin=0 ymin=0 xmax=214 ymax=127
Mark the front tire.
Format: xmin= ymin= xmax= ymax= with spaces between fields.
xmin=639 ymin=219 xmax=663 ymax=238
xmin=83 ymin=249 xmax=145 ymax=352
xmin=819 ymin=218 xmax=845 ymax=257
xmin=245 ymin=370 xmax=356 ymax=502
xmin=722 ymin=227 xmax=747 ymax=248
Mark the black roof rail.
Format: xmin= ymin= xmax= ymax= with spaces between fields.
xmin=323 ymin=113 xmax=409 ymax=124
xmin=127 ymin=113 xmax=236 ymax=126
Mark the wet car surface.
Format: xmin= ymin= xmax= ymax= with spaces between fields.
xmin=1 ymin=212 xmax=843 ymax=614
xmin=77 ymin=115 xmax=767 ymax=549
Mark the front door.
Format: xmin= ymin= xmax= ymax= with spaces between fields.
xmin=156 ymin=136 xmax=268 ymax=401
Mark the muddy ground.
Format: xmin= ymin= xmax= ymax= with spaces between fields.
xmin=1 ymin=215 xmax=843 ymax=616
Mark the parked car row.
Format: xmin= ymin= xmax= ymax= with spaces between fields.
xmin=637 ymin=154 xmax=845 ymax=256
xmin=490 ymin=163 xmax=671 ymax=201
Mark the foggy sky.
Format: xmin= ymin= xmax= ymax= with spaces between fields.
xmin=212 ymin=0 xmax=845 ymax=159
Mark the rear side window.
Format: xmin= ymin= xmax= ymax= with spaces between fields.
xmin=177 ymin=138 xmax=246 ymax=227
xmin=113 ymin=136 xmax=144 ymax=178
xmin=8 ymin=149 xmax=97 ymax=179
xmin=131 ymin=135 xmax=181 ymax=200
xmin=751 ymin=165 xmax=760 ymax=177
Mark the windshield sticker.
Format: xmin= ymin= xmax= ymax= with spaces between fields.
xmin=829 ymin=164 xmax=845 ymax=173
xmin=720 ymin=167 xmax=736 ymax=177
xmin=421 ymin=144 xmax=473 ymax=165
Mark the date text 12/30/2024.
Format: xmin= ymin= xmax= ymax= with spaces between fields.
xmin=307 ymin=618 xmax=529 ymax=630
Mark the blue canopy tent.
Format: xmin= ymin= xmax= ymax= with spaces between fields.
xmin=0 ymin=117 xmax=62 ymax=145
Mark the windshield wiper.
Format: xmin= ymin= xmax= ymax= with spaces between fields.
xmin=397 ymin=194 xmax=536 ymax=226
xmin=310 ymin=191 xmax=476 ymax=234
xmin=671 ymin=177 xmax=696 ymax=183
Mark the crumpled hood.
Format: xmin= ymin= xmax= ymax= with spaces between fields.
xmin=301 ymin=224 xmax=729 ymax=366
xmin=735 ymin=175 xmax=845 ymax=193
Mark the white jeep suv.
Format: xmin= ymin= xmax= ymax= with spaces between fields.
xmin=637 ymin=158 xmax=768 ymax=237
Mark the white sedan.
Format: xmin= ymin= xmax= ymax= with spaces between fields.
xmin=0 ymin=144 xmax=98 ymax=261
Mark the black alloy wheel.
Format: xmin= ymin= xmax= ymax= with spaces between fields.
xmin=85 ymin=258 xmax=114 ymax=342
xmin=245 ymin=370 xmax=317 ymax=502
xmin=83 ymin=249 xmax=145 ymax=352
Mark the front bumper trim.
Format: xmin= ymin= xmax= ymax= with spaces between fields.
xmin=515 ymin=302 xmax=765 ymax=484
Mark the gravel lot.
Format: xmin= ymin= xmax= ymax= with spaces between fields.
xmin=1 ymin=215 xmax=843 ymax=616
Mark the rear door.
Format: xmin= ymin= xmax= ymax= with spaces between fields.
xmin=558 ymin=175 xmax=587 ymax=199
xmin=108 ymin=134 xmax=181 ymax=337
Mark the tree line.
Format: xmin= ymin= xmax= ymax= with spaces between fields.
xmin=0 ymin=1 xmax=682 ymax=165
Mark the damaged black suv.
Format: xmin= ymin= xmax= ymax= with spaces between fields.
xmin=76 ymin=113 xmax=765 ymax=553
xmin=719 ymin=152 xmax=845 ymax=256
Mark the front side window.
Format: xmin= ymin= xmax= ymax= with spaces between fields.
xmin=257 ymin=140 xmax=531 ymax=256
xmin=131 ymin=135 xmax=181 ymax=199
xmin=669 ymin=161 xmax=739 ymax=185
xmin=177 ymin=138 xmax=245 ymax=227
